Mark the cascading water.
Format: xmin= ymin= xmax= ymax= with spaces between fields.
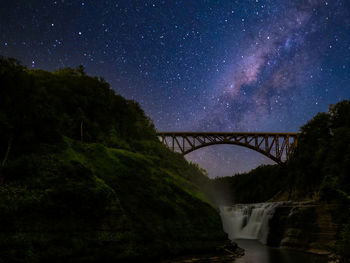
xmin=220 ymin=202 xmax=282 ymax=244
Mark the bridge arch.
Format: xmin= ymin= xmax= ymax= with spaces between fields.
xmin=156 ymin=132 xmax=299 ymax=164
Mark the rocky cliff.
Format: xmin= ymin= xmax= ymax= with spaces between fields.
xmin=268 ymin=202 xmax=338 ymax=258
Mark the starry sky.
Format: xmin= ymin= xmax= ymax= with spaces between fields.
xmin=1 ymin=0 xmax=350 ymax=177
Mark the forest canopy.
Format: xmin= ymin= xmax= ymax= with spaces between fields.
xmin=0 ymin=57 xmax=157 ymax=164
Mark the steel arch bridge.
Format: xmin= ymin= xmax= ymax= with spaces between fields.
xmin=156 ymin=132 xmax=299 ymax=164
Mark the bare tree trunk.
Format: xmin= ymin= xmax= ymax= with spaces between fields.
xmin=80 ymin=120 xmax=83 ymax=142
xmin=2 ymin=137 xmax=12 ymax=167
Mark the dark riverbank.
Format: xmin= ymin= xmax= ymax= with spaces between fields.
xmin=158 ymin=242 xmax=244 ymax=263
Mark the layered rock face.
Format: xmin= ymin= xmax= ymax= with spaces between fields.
xmin=268 ymin=202 xmax=338 ymax=255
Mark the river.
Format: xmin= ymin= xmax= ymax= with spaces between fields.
xmin=161 ymin=240 xmax=327 ymax=263
xmin=234 ymin=239 xmax=327 ymax=263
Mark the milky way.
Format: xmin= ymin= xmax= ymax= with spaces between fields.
xmin=1 ymin=0 xmax=350 ymax=177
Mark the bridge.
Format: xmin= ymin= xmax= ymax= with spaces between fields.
xmin=156 ymin=132 xmax=299 ymax=164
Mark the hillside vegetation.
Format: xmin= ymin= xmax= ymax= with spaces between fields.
xmin=0 ymin=57 xmax=227 ymax=262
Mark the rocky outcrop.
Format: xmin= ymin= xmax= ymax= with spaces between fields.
xmin=267 ymin=202 xmax=338 ymax=256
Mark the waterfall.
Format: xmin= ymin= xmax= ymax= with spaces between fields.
xmin=220 ymin=202 xmax=281 ymax=244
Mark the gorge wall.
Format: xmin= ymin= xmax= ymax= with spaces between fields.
xmin=269 ymin=202 xmax=338 ymax=255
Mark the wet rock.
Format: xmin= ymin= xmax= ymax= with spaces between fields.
xmin=221 ymin=241 xmax=245 ymax=257
xmin=267 ymin=202 xmax=338 ymax=255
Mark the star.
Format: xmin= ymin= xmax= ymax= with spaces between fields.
xmin=0 ymin=0 xmax=349 ymax=176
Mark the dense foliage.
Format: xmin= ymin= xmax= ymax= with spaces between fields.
xmin=0 ymin=57 xmax=156 ymax=163
xmin=0 ymin=57 xmax=227 ymax=262
xmin=210 ymin=165 xmax=286 ymax=204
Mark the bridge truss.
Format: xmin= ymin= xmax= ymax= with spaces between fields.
xmin=156 ymin=132 xmax=299 ymax=164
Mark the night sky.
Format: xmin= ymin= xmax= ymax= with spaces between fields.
xmin=1 ymin=0 xmax=350 ymax=177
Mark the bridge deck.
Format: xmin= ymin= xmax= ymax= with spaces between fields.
xmin=156 ymin=132 xmax=299 ymax=136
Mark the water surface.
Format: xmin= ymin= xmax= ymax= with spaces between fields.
xmin=161 ymin=239 xmax=327 ymax=263
xmin=235 ymin=239 xmax=328 ymax=263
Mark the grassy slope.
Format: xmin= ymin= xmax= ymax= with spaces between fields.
xmin=0 ymin=138 xmax=226 ymax=262
xmin=0 ymin=57 xmax=227 ymax=262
